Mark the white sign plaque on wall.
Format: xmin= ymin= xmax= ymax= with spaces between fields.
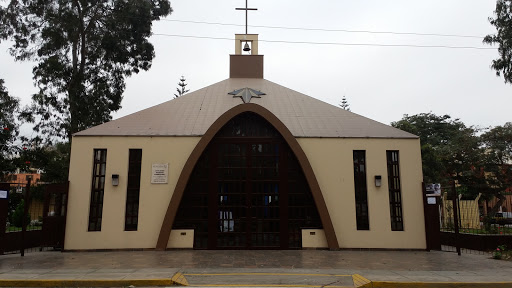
xmin=151 ymin=163 xmax=169 ymax=184
xmin=0 ymin=190 xmax=7 ymax=199
xmin=427 ymin=197 xmax=437 ymax=205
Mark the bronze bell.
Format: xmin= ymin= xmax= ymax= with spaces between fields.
xmin=243 ymin=42 xmax=251 ymax=52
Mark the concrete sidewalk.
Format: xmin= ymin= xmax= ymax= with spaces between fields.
xmin=0 ymin=249 xmax=511 ymax=287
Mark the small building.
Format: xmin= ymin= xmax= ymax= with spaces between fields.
xmin=64 ymin=34 xmax=426 ymax=250
xmin=5 ymin=168 xmax=42 ymax=188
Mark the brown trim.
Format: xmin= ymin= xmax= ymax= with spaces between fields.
xmin=0 ymin=183 xmax=9 ymax=255
xmin=230 ymin=55 xmax=264 ymax=78
xmin=74 ymin=135 xmax=419 ymax=139
xmin=156 ymin=103 xmax=340 ymax=250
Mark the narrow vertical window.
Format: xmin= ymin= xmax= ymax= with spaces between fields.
xmin=387 ymin=150 xmax=404 ymax=231
xmin=125 ymin=149 xmax=142 ymax=231
xmin=88 ymin=149 xmax=107 ymax=231
xmin=353 ymin=150 xmax=369 ymax=230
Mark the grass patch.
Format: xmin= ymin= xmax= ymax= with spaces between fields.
xmin=442 ymin=225 xmax=512 ymax=235
xmin=6 ymin=225 xmax=43 ymax=232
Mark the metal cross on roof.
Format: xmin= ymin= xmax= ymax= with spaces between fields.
xmin=229 ymin=87 xmax=266 ymax=103
xmin=236 ymin=0 xmax=257 ymax=34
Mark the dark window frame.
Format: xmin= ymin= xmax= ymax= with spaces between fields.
xmin=387 ymin=150 xmax=404 ymax=231
xmin=88 ymin=149 xmax=107 ymax=231
xmin=125 ymin=149 xmax=142 ymax=231
xmin=353 ymin=150 xmax=369 ymax=230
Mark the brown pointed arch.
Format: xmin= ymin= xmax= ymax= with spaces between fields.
xmin=156 ymin=103 xmax=339 ymax=250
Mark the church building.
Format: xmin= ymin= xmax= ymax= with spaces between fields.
xmin=64 ymin=32 xmax=426 ymax=251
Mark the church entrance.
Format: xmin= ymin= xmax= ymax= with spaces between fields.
xmin=173 ymin=112 xmax=322 ymax=249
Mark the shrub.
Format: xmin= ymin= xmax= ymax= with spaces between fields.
xmin=11 ymin=200 xmax=30 ymax=228
xmin=493 ymin=245 xmax=507 ymax=260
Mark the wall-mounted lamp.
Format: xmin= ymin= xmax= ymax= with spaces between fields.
xmin=112 ymin=174 xmax=119 ymax=186
xmin=375 ymin=175 xmax=382 ymax=187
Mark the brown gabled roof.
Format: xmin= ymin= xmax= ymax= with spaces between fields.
xmin=74 ymin=78 xmax=418 ymax=138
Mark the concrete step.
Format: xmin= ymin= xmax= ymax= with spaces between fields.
xmin=182 ymin=272 xmax=361 ymax=287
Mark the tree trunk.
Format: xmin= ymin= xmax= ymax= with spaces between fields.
xmin=68 ymin=0 xmax=86 ymax=141
xmin=487 ymin=193 xmax=505 ymax=218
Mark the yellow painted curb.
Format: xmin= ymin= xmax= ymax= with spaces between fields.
xmin=352 ymin=274 xmax=372 ymax=288
xmin=182 ymin=272 xmax=354 ymax=287
xmin=172 ymin=272 xmax=189 ymax=286
xmin=372 ymin=281 xmax=512 ymax=288
xmin=191 ymin=285 xmax=351 ymax=287
xmin=0 ymin=278 xmax=180 ymax=287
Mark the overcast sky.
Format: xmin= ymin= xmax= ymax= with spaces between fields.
xmin=1 ymin=0 xmax=511 ymax=138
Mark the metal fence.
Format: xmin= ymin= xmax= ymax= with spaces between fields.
xmin=0 ymin=180 xmax=68 ymax=255
xmin=439 ymin=182 xmax=512 ymax=255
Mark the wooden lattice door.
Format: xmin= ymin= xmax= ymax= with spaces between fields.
xmin=173 ymin=112 xmax=322 ymax=249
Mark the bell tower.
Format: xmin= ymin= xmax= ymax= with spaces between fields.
xmin=234 ymin=34 xmax=259 ymax=55
xmin=230 ymin=1 xmax=264 ymax=78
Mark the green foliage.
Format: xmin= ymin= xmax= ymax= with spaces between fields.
xmin=480 ymin=123 xmax=512 ymax=213
xmin=11 ymin=199 xmax=30 ymax=228
xmin=22 ymin=141 xmax=70 ymax=183
xmin=174 ymin=75 xmax=190 ymax=98
xmin=481 ymin=122 xmax=512 ymax=169
xmin=392 ymin=113 xmax=512 ymax=215
xmin=1 ymin=0 xmax=173 ymax=142
xmin=484 ymin=0 xmax=512 ymax=85
xmin=29 ymin=184 xmax=45 ymax=201
xmin=0 ymin=5 xmax=8 ymax=42
xmin=40 ymin=142 xmax=70 ymax=183
xmin=7 ymin=191 xmax=23 ymax=224
xmin=483 ymin=218 xmax=499 ymax=234
xmin=391 ymin=113 xmax=483 ymax=192
xmin=0 ymin=79 xmax=21 ymax=178
xmin=493 ymin=245 xmax=508 ymax=259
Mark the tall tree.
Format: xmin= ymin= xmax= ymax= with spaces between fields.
xmin=484 ymin=0 xmax=512 ymax=85
xmin=174 ymin=75 xmax=189 ymax=98
xmin=22 ymin=141 xmax=71 ymax=183
xmin=1 ymin=0 xmax=173 ymax=142
xmin=339 ymin=95 xmax=350 ymax=111
xmin=391 ymin=113 xmax=483 ymax=193
xmin=0 ymin=78 xmax=20 ymax=178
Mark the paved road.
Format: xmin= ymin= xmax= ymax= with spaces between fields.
xmin=0 ymin=249 xmax=511 ymax=287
